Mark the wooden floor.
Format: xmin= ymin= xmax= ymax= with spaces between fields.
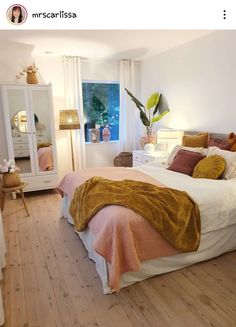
xmin=1 ymin=190 xmax=236 ymax=327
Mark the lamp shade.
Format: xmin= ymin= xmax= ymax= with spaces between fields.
xmin=59 ymin=110 xmax=80 ymax=130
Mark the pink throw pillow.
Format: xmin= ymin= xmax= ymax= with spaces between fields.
xmin=208 ymin=138 xmax=230 ymax=150
xmin=167 ymin=150 xmax=205 ymax=176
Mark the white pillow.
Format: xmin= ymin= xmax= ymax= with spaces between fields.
xmin=207 ymin=146 xmax=236 ymax=179
xmin=167 ymin=145 xmax=206 ymax=165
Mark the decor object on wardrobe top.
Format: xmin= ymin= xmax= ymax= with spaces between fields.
xmin=59 ymin=110 xmax=80 ymax=171
xmin=16 ymin=63 xmax=39 ymax=84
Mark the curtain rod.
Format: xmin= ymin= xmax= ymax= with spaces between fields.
xmin=62 ymin=56 xmax=141 ymax=64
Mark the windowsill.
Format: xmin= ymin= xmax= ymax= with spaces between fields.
xmin=85 ymin=140 xmax=119 ymax=145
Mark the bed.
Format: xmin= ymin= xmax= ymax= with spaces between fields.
xmin=37 ymin=145 xmax=54 ymax=171
xmin=58 ymin=152 xmax=236 ymax=294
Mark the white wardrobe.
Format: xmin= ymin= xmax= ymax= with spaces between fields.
xmin=1 ymin=84 xmax=58 ymax=191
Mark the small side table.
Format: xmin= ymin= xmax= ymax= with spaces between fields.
xmin=132 ymin=150 xmax=169 ymax=167
xmin=1 ymin=182 xmax=30 ymax=216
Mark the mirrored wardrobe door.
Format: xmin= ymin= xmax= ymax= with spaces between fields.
xmin=3 ymin=87 xmax=35 ymax=175
xmin=29 ymin=87 xmax=56 ymax=174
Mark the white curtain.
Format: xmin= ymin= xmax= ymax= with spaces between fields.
xmin=119 ymin=60 xmax=137 ymax=152
xmin=63 ymin=56 xmax=86 ymax=170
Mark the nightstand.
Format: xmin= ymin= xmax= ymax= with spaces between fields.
xmin=132 ymin=150 xmax=169 ymax=167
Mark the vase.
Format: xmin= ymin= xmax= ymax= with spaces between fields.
xmin=144 ymin=143 xmax=155 ymax=154
xmin=26 ymin=72 xmax=38 ymax=84
xmin=90 ymin=128 xmax=100 ymax=143
xmin=2 ymin=172 xmax=21 ymax=188
xmin=102 ymin=127 xmax=111 ymax=142
xmin=140 ymin=127 xmax=157 ymax=150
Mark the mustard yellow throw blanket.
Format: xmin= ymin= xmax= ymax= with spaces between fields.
xmin=70 ymin=177 xmax=201 ymax=252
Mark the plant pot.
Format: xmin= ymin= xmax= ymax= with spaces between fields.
xmin=140 ymin=127 xmax=157 ymax=150
xmin=144 ymin=143 xmax=155 ymax=154
xmin=2 ymin=172 xmax=21 ymax=188
xmin=26 ymin=72 xmax=38 ymax=84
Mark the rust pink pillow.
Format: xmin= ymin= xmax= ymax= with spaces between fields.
xmin=167 ymin=150 xmax=205 ymax=176
xmin=208 ymin=138 xmax=230 ymax=150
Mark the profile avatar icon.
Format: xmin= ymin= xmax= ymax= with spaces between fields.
xmin=7 ymin=4 xmax=27 ymax=25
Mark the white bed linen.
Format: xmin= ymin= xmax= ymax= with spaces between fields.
xmin=61 ymin=194 xmax=236 ymax=294
xmin=135 ymin=162 xmax=236 ymax=233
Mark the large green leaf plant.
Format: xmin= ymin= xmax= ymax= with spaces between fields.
xmin=125 ymin=88 xmax=170 ymax=128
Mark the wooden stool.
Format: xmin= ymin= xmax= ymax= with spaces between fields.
xmin=1 ymin=182 xmax=30 ymax=216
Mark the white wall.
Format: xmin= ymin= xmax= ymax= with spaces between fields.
xmin=141 ymin=31 xmax=236 ymax=134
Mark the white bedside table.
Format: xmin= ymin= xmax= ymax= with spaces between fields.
xmin=132 ymin=150 xmax=169 ymax=167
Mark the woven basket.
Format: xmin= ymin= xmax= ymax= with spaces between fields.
xmin=2 ymin=172 xmax=21 ymax=188
xmin=114 ymin=152 xmax=133 ymax=167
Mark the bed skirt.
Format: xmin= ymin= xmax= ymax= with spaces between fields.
xmin=60 ymin=195 xmax=236 ymax=294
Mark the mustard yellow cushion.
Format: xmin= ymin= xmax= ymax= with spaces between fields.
xmin=192 ymin=155 xmax=226 ymax=179
xmin=37 ymin=142 xmax=51 ymax=150
xmin=182 ymin=133 xmax=208 ymax=148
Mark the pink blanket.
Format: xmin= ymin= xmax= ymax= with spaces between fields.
xmin=58 ymin=167 xmax=178 ymax=291
xmin=38 ymin=146 xmax=53 ymax=171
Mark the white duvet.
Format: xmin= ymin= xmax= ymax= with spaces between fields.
xmin=134 ymin=162 xmax=236 ymax=233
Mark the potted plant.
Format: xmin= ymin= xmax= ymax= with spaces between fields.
xmin=125 ymin=88 xmax=170 ymax=148
xmin=16 ymin=63 xmax=38 ymax=84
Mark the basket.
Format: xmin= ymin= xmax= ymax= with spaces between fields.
xmin=114 ymin=152 xmax=133 ymax=167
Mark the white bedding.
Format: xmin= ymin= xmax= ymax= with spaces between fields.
xmin=60 ymin=163 xmax=236 ymax=293
xmin=135 ymin=162 xmax=236 ymax=233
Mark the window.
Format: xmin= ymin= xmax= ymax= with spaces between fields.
xmin=82 ymin=81 xmax=120 ymax=142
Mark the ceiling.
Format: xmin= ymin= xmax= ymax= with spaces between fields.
xmin=0 ymin=30 xmax=213 ymax=60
